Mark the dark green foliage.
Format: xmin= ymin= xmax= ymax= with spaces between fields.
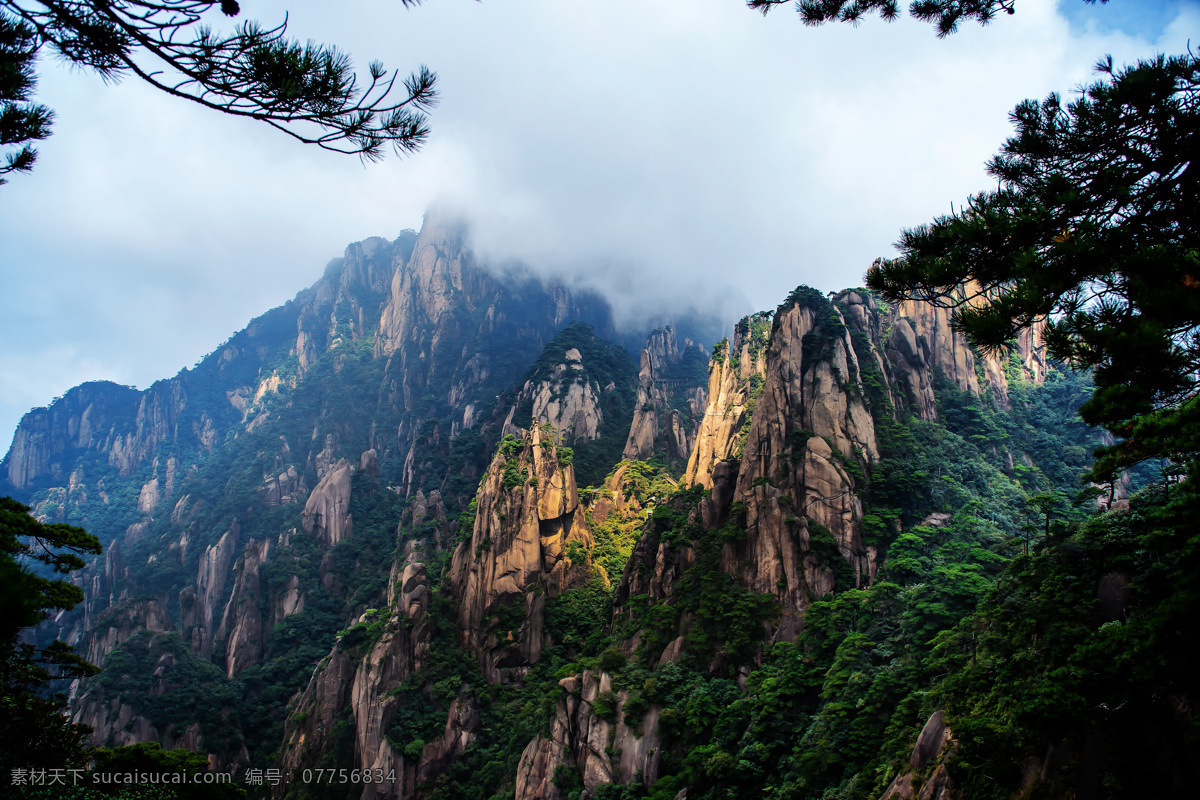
xmin=929 ymin=484 xmax=1200 ymax=799
xmin=1 ymin=496 xmax=102 ymax=633
xmin=0 ymin=14 xmax=51 ymax=182
xmin=553 ymin=764 xmax=583 ymax=796
xmin=91 ymin=631 xmax=242 ymax=752
xmin=1 ymin=497 xmax=101 ymax=780
xmin=711 ymin=339 xmax=729 ymax=366
xmin=593 ymin=690 xmax=618 ymax=721
xmin=868 ymin=53 xmax=1200 ymax=486
xmin=733 ymin=311 xmax=773 ymax=361
xmin=545 ymin=576 xmax=611 ymax=657
xmin=587 ymin=461 xmax=681 ymax=579
xmin=659 ymin=344 xmax=710 ymax=386
xmin=499 ymin=434 xmax=527 ymax=489
xmin=598 ymin=646 xmax=627 ymax=673
xmin=749 ymin=0 xmax=1037 ymax=38
xmin=1 ymin=1 xmax=437 ymax=187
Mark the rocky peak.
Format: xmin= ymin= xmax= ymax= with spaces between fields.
xmin=3 ymin=381 xmax=141 ymax=490
xmin=726 ymin=290 xmax=878 ymax=640
xmin=682 ymin=311 xmax=772 ymax=488
xmin=293 ymin=233 xmax=409 ymax=372
xmin=450 ymin=426 xmax=595 ymax=683
xmin=507 ymin=345 xmax=606 ymax=445
xmin=375 ymin=214 xmax=472 ymax=360
xmin=643 ymin=325 xmax=680 ymax=371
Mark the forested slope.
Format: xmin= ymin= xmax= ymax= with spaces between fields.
xmin=4 ymin=219 xmax=1188 ymax=800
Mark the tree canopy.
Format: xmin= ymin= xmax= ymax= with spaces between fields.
xmin=749 ymin=0 xmax=1103 ymax=37
xmin=1 ymin=497 xmax=102 ymax=778
xmin=867 ymin=53 xmax=1200 ymax=482
xmin=0 ymin=1 xmax=437 ymax=183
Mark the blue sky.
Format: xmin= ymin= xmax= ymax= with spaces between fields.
xmin=1 ymin=0 xmax=1197 ymax=447
xmin=1059 ymin=0 xmax=1193 ymax=38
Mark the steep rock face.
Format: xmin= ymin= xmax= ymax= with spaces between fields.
xmin=623 ymin=327 xmax=707 ymax=462
xmin=258 ymin=465 xmax=308 ymax=507
xmin=893 ymin=298 xmax=983 ymax=398
xmin=413 ymin=686 xmax=481 ymax=791
xmin=352 ymin=542 xmax=435 ymax=794
xmin=613 ymin=519 xmax=695 ymax=612
xmin=683 ymin=318 xmax=770 ymax=488
xmin=83 ymin=597 xmax=172 ymax=669
xmin=302 ymin=458 xmax=354 ymax=547
xmin=72 ymin=695 xmax=199 ymax=753
xmin=2 ymin=382 xmax=141 ymax=489
xmin=277 ymin=647 xmax=358 ymax=782
xmin=622 ymin=350 xmax=664 ymax=461
xmin=514 ymin=670 xmax=661 ymax=800
xmin=509 ymin=347 xmax=605 ymax=444
xmin=878 ymin=710 xmax=956 ymax=800
xmin=294 ymin=235 xmax=403 ymax=373
xmin=1014 ymin=320 xmax=1049 ymax=385
xmin=888 ymin=290 xmax=1047 ymax=410
xmin=72 ymin=695 xmax=201 ymax=752
xmin=73 ymin=537 xmax=131 ymax=648
xmin=451 ymin=427 xmax=595 ymax=683
xmin=218 ymin=537 xmax=272 ymax=678
xmin=179 ymin=522 xmax=241 ymax=659
xmin=107 ymin=379 xmax=192 ymax=475
xmin=277 ymin=535 xmax=452 ymax=800
xmin=376 ymin=217 xmax=476 ymax=361
xmin=836 ymin=290 xmax=937 ymax=420
xmin=722 ymin=296 xmax=878 ymax=640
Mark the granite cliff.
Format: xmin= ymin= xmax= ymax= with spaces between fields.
xmin=6 ymin=208 xmax=1100 ymax=800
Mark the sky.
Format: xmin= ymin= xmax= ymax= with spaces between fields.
xmin=0 ymin=0 xmax=1197 ymax=447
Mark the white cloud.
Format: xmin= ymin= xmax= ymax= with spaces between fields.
xmin=0 ymin=0 xmax=1193 ymax=443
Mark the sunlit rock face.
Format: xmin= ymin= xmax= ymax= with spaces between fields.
xmin=720 ymin=295 xmax=878 ymax=641
xmin=451 ymin=426 xmax=595 ymax=684
xmin=505 ymin=347 xmax=605 ymax=445
xmin=683 ymin=318 xmax=770 ymax=490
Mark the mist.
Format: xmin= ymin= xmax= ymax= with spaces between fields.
xmin=1 ymin=0 xmax=1196 ymax=445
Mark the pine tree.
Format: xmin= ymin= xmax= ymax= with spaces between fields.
xmin=0 ymin=1 xmax=437 ymax=184
xmin=749 ymin=0 xmax=1078 ymax=37
xmin=867 ymin=53 xmax=1200 ymax=483
xmin=0 ymin=497 xmax=102 ymax=777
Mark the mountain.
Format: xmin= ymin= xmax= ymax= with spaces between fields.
xmin=5 ymin=214 xmax=1183 ymax=800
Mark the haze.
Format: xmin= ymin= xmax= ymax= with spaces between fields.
xmin=1 ymin=0 xmax=1196 ymax=444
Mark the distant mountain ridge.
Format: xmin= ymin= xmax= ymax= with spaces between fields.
xmin=3 ymin=209 xmax=1128 ymax=800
